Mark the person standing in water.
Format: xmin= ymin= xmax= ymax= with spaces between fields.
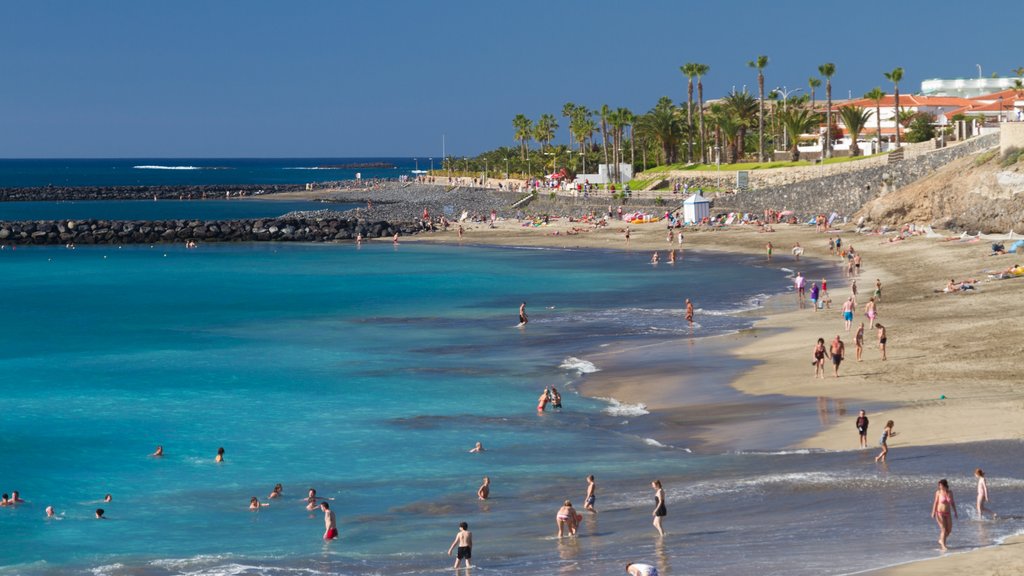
xmin=875 ymin=420 xmax=895 ymax=462
xmin=477 ymin=476 xmax=490 ymax=500
xmin=518 ymin=302 xmax=528 ymax=326
xmin=549 ymin=387 xmax=562 ymax=410
xmin=447 ymin=521 xmax=473 ymax=569
xmin=685 ymin=299 xmax=694 ymax=325
xmin=975 ymin=469 xmax=994 ymax=519
xmin=584 ymin=475 xmax=597 ymax=513
xmin=931 ymin=479 xmax=958 ymax=551
xmin=651 ymin=480 xmax=667 ymax=537
xmin=537 ymin=388 xmax=550 ymax=412
xmin=321 ymin=501 xmax=338 ymax=540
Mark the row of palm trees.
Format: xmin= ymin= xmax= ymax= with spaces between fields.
xmin=509 ymin=60 xmax=917 ymax=175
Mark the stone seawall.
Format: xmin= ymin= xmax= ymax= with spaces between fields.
xmin=0 ymin=216 xmax=420 ymax=245
xmin=713 ymin=133 xmax=999 ymax=217
xmin=0 ymin=183 xmax=322 ymax=201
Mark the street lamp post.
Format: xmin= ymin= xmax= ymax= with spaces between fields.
xmin=775 ymin=86 xmax=802 ymax=152
xmin=429 ymin=157 xmax=433 ymax=174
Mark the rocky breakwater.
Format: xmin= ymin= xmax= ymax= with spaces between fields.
xmin=0 ymin=216 xmax=421 ymax=245
xmin=0 ymin=183 xmax=313 ymax=202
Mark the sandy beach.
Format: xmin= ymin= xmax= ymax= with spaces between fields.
xmin=401 ymin=211 xmax=1024 ymax=575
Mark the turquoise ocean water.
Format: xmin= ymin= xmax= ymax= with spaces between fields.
xmin=1 ymin=241 xmax=1021 ymax=576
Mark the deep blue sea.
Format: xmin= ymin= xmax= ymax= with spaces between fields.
xmin=1 ymin=242 xmax=1021 ymax=576
xmin=0 ymin=158 xmax=425 ymax=188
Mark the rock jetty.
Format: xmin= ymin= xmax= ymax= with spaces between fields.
xmin=0 ymin=184 xmax=313 ymax=202
xmin=0 ymin=217 xmax=420 ymax=246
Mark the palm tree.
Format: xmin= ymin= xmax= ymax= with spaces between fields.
xmin=808 ymin=77 xmax=821 ymax=110
xmin=620 ymin=108 xmax=636 ymax=174
xmin=636 ymin=97 xmax=683 ymax=165
xmin=533 ymin=114 xmax=558 ymax=152
xmin=864 ymin=87 xmax=886 ymax=153
xmin=777 ymin=107 xmax=820 ymax=162
xmin=681 ymin=63 xmax=698 ymax=162
xmin=513 ymin=114 xmax=533 ymax=160
xmin=838 ymin=106 xmax=873 ymax=157
xmin=607 ymin=108 xmax=623 ymax=181
xmin=723 ymin=90 xmax=757 ymax=163
xmin=748 ymin=55 xmax=769 ymax=161
xmin=561 ymin=103 xmax=577 ymax=147
xmin=884 ymin=67 xmax=904 ymax=148
xmin=599 ymin=105 xmax=611 ymax=170
xmin=818 ymin=63 xmax=836 ymax=158
xmin=694 ymin=63 xmax=710 ymax=164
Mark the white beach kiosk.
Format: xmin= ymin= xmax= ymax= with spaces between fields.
xmin=683 ymin=192 xmax=710 ymax=224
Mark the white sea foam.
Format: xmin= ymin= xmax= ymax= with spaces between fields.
xmin=598 ymin=397 xmax=649 ymax=417
xmin=281 ymin=167 xmax=329 ymax=170
xmin=133 ymin=165 xmax=203 ymax=170
xmin=559 ymin=357 xmax=600 ymax=374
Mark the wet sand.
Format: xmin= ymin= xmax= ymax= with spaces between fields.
xmin=400 ymin=213 xmax=1024 ymax=573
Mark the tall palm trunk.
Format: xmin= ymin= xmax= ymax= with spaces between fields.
xmin=686 ymin=76 xmax=695 ymax=162
xmin=893 ymin=86 xmax=901 ymax=148
xmin=825 ymin=80 xmax=832 ymax=158
xmin=697 ymin=79 xmax=707 ymax=164
xmin=757 ymin=73 xmax=765 ymax=161
xmin=875 ymin=103 xmax=882 ymax=153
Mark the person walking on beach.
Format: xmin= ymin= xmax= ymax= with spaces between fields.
xmin=518 ymin=302 xmax=528 ymax=326
xmin=477 ymin=476 xmax=490 ymax=500
xmin=813 ymin=338 xmax=827 ymax=379
xmin=626 ymin=562 xmax=660 ymax=576
xmin=842 ymin=298 xmax=854 ymax=331
xmin=794 ymin=272 xmax=806 ymax=308
xmin=874 ymin=278 xmax=882 ymax=301
xmin=876 ymin=323 xmax=887 ymax=361
xmin=864 ymin=297 xmax=877 ymax=327
xmin=685 ymin=298 xmax=694 ymax=325
xmin=556 ymin=500 xmax=579 ymax=538
xmin=856 ymin=410 xmax=869 ymax=448
xmin=447 ymin=521 xmax=473 ymax=569
xmin=931 ymin=479 xmax=958 ymax=551
xmin=851 ymin=279 xmax=858 ymax=304
xmin=584 ymin=475 xmax=597 ymax=513
xmin=651 ymin=480 xmax=667 ymax=537
xmin=625 ymin=227 xmax=631 ymax=245
xmin=830 ymin=335 xmax=845 ymax=378
xmin=810 ymin=282 xmax=820 ymax=311
xmin=975 ymin=469 xmax=995 ymax=519
xmin=855 ymin=322 xmax=865 ymax=361
xmin=321 ymin=502 xmax=338 ymax=540
xmin=875 ymin=420 xmax=895 ymax=462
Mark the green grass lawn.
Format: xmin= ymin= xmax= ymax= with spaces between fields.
xmin=643 ymin=152 xmax=882 ymax=173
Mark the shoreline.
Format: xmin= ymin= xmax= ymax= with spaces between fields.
xmin=401 ymin=214 xmax=1024 ymax=574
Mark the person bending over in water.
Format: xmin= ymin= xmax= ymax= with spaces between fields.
xmin=875 ymin=420 xmax=895 ymax=462
xmin=477 ymin=476 xmax=490 ymax=500
xmin=931 ymin=478 xmax=958 ymax=551
xmin=626 ymin=562 xmax=660 ymax=576
xmin=976 ymin=469 xmax=995 ymax=519
xmin=556 ymin=500 xmax=579 ymax=537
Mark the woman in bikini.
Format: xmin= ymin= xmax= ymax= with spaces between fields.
xmin=555 ymin=500 xmax=579 ymax=537
xmin=537 ymin=388 xmax=551 ymax=412
xmin=931 ymin=478 xmax=958 ymax=550
xmin=875 ymin=420 xmax=895 ymax=462
xmin=652 ymin=480 xmax=667 ymax=537
xmin=813 ymin=337 xmax=827 ymax=378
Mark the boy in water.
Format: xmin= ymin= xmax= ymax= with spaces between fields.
xmin=447 ymin=521 xmax=473 ymax=569
xmin=321 ymin=502 xmax=338 ymax=540
xmin=585 ymin=475 xmax=597 ymax=513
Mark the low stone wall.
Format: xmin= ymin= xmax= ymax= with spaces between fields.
xmin=0 ymin=216 xmax=420 ymax=246
xmin=712 ymin=133 xmax=1000 ymax=217
xmin=1000 ymin=122 xmax=1024 ymax=154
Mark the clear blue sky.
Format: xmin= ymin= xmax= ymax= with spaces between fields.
xmin=1 ymin=0 xmax=1017 ymax=158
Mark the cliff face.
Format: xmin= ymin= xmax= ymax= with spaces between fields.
xmin=857 ymin=150 xmax=1024 ymax=234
